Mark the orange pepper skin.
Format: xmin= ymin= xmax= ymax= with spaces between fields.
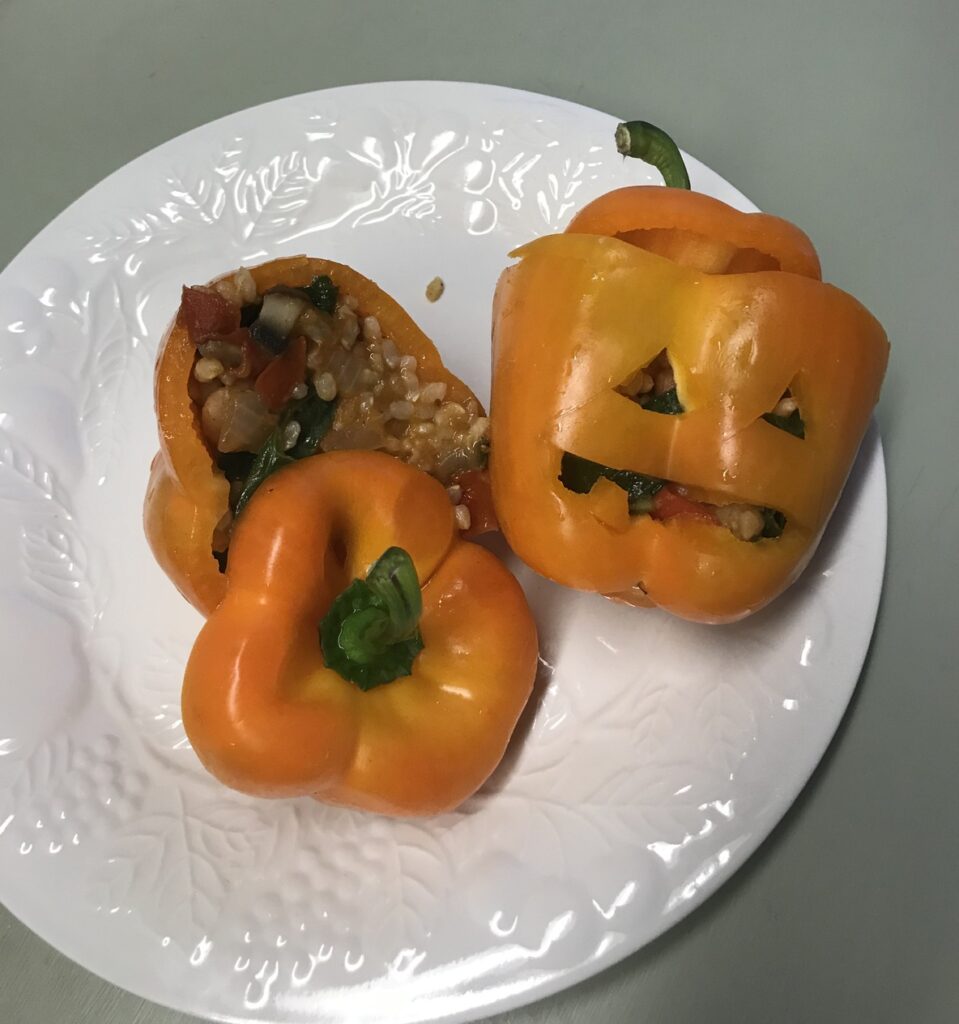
xmin=144 ymin=257 xmax=492 ymax=617
xmin=567 ymin=186 xmax=822 ymax=279
xmin=182 ymin=450 xmax=537 ymax=816
xmin=490 ymin=233 xmax=888 ymax=623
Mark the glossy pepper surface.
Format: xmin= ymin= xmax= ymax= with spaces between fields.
xmin=182 ymin=450 xmax=538 ymax=816
xmin=490 ymin=231 xmax=888 ymax=623
xmin=144 ymin=256 xmax=490 ymax=617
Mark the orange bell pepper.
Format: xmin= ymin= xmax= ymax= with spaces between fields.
xmin=144 ymin=256 xmax=492 ymax=617
xmin=182 ymin=450 xmax=537 ymax=816
xmin=490 ymin=231 xmax=888 ymax=623
xmin=489 ymin=121 xmax=887 ymax=623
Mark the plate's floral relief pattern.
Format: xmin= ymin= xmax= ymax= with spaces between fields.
xmin=0 ymin=83 xmax=885 ymax=1023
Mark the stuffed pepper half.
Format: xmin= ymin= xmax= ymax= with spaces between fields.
xmin=145 ymin=256 xmax=493 ymax=615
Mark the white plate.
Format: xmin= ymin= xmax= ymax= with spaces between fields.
xmin=0 ymin=82 xmax=885 ymax=1023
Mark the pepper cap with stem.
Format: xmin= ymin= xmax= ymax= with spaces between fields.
xmin=320 ymin=546 xmax=424 ymax=689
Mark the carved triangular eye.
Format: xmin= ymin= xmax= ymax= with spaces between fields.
xmin=617 ymin=349 xmax=684 ymax=415
xmin=762 ymin=387 xmax=805 ymax=438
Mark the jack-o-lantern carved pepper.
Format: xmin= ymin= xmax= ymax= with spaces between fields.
xmin=145 ymin=256 xmax=492 ymax=617
xmin=183 ymin=450 xmax=537 ymax=816
xmin=489 ymin=122 xmax=888 ymax=623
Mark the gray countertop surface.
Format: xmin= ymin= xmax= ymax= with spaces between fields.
xmin=1 ymin=1 xmax=957 ymax=1021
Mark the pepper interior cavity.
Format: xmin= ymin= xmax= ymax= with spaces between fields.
xmin=180 ymin=267 xmax=490 ymax=558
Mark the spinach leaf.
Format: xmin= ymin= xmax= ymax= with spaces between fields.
xmin=560 ymin=452 xmax=664 ymax=515
xmin=762 ymin=408 xmax=805 ymax=439
xmin=642 ymin=387 xmax=684 ymax=415
xmin=232 ymin=388 xmax=337 ymax=518
xmin=233 ymin=433 xmax=291 ymax=519
xmin=288 ymin=389 xmax=337 ymax=459
xmin=304 ymin=275 xmax=338 ymax=314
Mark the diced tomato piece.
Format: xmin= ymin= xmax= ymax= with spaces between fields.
xmin=254 ymin=335 xmax=307 ymax=412
xmin=453 ymin=468 xmax=498 ymax=536
xmin=179 ymin=286 xmax=240 ymax=342
xmin=239 ymin=335 xmax=273 ymax=379
xmin=651 ymin=486 xmax=719 ymax=525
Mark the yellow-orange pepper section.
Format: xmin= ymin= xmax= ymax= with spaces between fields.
xmin=182 ymin=450 xmax=538 ymax=816
xmin=490 ymin=232 xmax=888 ymax=623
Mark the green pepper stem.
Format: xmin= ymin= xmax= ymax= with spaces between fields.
xmin=319 ymin=546 xmax=425 ymax=690
xmin=364 ymin=546 xmax=422 ymax=639
xmin=337 ymin=607 xmax=393 ymax=664
xmin=615 ymin=120 xmax=691 ymax=190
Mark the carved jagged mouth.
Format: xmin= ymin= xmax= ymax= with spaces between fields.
xmin=558 ymin=453 xmax=786 ymax=542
